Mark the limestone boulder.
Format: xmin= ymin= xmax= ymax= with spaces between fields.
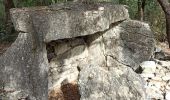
xmin=10 ymin=2 xmax=129 ymax=42
xmin=79 ymin=65 xmax=146 ymax=100
xmin=0 ymin=33 xmax=48 ymax=100
xmin=86 ymin=20 xmax=155 ymax=70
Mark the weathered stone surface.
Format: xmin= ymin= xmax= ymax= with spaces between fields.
xmin=1 ymin=2 xmax=156 ymax=100
xmin=10 ymin=2 xmax=129 ymax=42
xmin=117 ymin=21 xmax=155 ymax=70
xmin=0 ymin=33 xmax=48 ymax=100
xmin=48 ymin=38 xmax=88 ymax=100
xmin=79 ymin=65 xmax=146 ymax=100
xmin=140 ymin=61 xmax=156 ymax=74
xmin=48 ymin=20 xmax=154 ymax=99
xmin=166 ymin=91 xmax=170 ymax=100
xmin=86 ymin=20 xmax=155 ymax=70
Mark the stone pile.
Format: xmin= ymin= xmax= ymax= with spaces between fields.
xmin=140 ymin=51 xmax=170 ymax=100
xmin=0 ymin=2 xmax=156 ymax=100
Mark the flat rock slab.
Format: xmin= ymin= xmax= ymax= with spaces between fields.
xmin=10 ymin=2 xmax=129 ymax=42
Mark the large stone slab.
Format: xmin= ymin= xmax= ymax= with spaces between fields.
xmin=10 ymin=2 xmax=129 ymax=42
xmin=0 ymin=33 xmax=48 ymax=100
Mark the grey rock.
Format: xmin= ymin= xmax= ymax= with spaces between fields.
xmin=0 ymin=33 xmax=48 ymax=100
xmin=146 ymin=87 xmax=164 ymax=100
xmin=155 ymin=47 xmax=162 ymax=53
xmin=10 ymin=2 xmax=129 ymax=42
xmin=140 ymin=73 xmax=155 ymax=78
xmin=166 ymin=91 xmax=170 ymax=100
xmin=47 ymin=19 xmax=154 ymax=99
xmin=140 ymin=61 xmax=156 ymax=74
xmin=154 ymin=51 xmax=166 ymax=60
xmin=117 ymin=20 xmax=155 ymax=70
xmin=87 ymin=20 xmax=155 ymax=70
xmin=1 ymin=2 xmax=156 ymax=100
xmin=48 ymin=38 xmax=88 ymax=90
xmin=77 ymin=20 xmax=155 ymax=99
xmin=162 ymin=72 xmax=170 ymax=81
xmin=158 ymin=61 xmax=170 ymax=67
xmin=78 ymin=65 xmax=146 ymax=100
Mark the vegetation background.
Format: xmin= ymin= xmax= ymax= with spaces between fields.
xmin=0 ymin=0 xmax=166 ymax=43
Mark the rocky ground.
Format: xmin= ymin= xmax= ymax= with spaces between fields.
xmin=140 ymin=42 xmax=170 ymax=100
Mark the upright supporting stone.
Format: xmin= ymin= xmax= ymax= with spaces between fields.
xmin=0 ymin=33 xmax=49 ymax=100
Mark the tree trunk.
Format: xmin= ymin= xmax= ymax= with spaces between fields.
xmin=4 ymin=0 xmax=15 ymax=34
xmin=157 ymin=0 xmax=170 ymax=48
xmin=166 ymin=15 xmax=170 ymax=47
xmin=138 ymin=0 xmax=146 ymax=21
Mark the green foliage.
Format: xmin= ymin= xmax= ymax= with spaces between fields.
xmin=118 ymin=0 xmax=138 ymax=19
xmin=0 ymin=0 xmax=5 ymax=33
xmin=145 ymin=0 xmax=166 ymax=42
xmin=117 ymin=0 xmax=166 ymax=42
xmin=13 ymin=0 xmax=72 ymax=7
xmin=14 ymin=0 xmax=48 ymax=7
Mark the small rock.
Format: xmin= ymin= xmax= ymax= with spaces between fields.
xmin=152 ymin=77 xmax=162 ymax=81
xmin=158 ymin=61 xmax=170 ymax=67
xmin=162 ymin=76 xmax=170 ymax=81
xmin=140 ymin=61 xmax=156 ymax=68
xmin=154 ymin=51 xmax=165 ymax=60
xmin=158 ymin=69 xmax=166 ymax=77
xmin=156 ymin=64 xmax=163 ymax=70
xmin=148 ymin=81 xmax=161 ymax=89
xmin=140 ymin=61 xmax=156 ymax=74
xmin=155 ymin=47 xmax=162 ymax=53
xmin=140 ymin=73 xmax=155 ymax=78
xmin=98 ymin=7 xmax=104 ymax=11
xmin=166 ymin=84 xmax=170 ymax=90
xmin=146 ymin=87 xmax=164 ymax=99
xmin=166 ymin=91 xmax=170 ymax=100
